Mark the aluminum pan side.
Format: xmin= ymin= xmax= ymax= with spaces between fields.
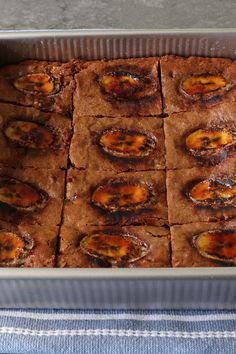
xmin=0 ymin=273 xmax=235 ymax=309
xmin=0 ymin=29 xmax=236 ymax=64
xmin=0 ymin=267 xmax=235 ymax=279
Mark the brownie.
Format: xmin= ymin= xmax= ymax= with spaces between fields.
xmin=171 ymin=220 xmax=236 ymax=267
xmin=58 ymin=224 xmax=170 ymax=268
xmin=0 ymin=167 xmax=65 ymax=226
xmin=70 ymin=115 xmax=165 ymax=172
xmin=0 ymin=220 xmax=58 ymax=267
xmin=164 ymin=103 xmax=236 ymax=169
xmin=74 ymin=58 xmax=162 ymax=117
xmin=0 ymin=102 xmax=71 ymax=169
xmin=0 ymin=60 xmax=76 ymax=115
xmin=161 ymin=55 xmax=236 ymax=114
xmin=167 ymin=160 xmax=236 ymax=225
xmin=64 ymin=168 xmax=167 ymax=228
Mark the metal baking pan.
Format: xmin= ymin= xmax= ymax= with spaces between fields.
xmin=0 ymin=29 xmax=236 ymax=309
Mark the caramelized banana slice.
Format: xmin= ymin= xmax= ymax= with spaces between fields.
xmin=193 ymin=229 xmax=236 ymax=264
xmin=186 ymin=128 xmax=236 ymax=160
xmin=91 ymin=181 xmax=154 ymax=212
xmin=189 ymin=178 xmax=236 ymax=207
xmin=0 ymin=230 xmax=33 ymax=266
xmin=14 ymin=73 xmax=59 ymax=95
xmin=99 ymin=128 xmax=156 ymax=159
xmin=0 ymin=176 xmax=48 ymax=211
xmin=180 ymin=74 xmax=233 ymax=100
xmin=80 ymin=233 xmax=149 ymax=264
xmin=4 ymin=120 xmax=54 ymax=149
xmin=99 ymin=70 xmax=157 ymax=100
xmin=186 ymin=129 xmax=235 ymax=151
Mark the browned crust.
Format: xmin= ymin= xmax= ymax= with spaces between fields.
xmin=58 ymin=224 xmax=170 ymax=268
xmin=0 ymin=60 xmax=76 ymax=115
xmin=171 ymin=219 xmax=236 ymax=267
xmin=0 ymin=102 xmax=71 ymax=168
xmin=74 ymin=57 xmax=162 ymax=117
xmin=164 ymin=102 xmax=236 ymax=169
xmin=0 ymin=56 xmax=236 ymax=268
xmin=167 ymin=160 xmax=236 ymax=225
xmin=161 ymin=55 xmax=236 ymax=114
xmin=0 ymin=220 xmax=58 ymax=267
xmin=73 ymin=59 xmax=97 ymax=73
xmin=64 ymin=168 xmax=167 ymax=228
xmin=0 ymin=167 xmax=65 ymax=226
xmin=70 ymin=115 xmax=164 ymax=172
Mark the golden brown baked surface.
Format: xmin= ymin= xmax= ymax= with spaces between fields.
xmin=0 ymin=166 xmax=65 ymax=226
xmin=0 ymin=55 xmax=235 ymax=268
xmin=167 ymin=160 xmax=236 ymax=225
xmin=0 ymin=220 xmax=58 ymax=267
xmin=0 ymin=102 xmax=71 ymax=169
xmin=0 ymin=60 xmax=76 ymax=115
xmin=164 ymin=102 xmax=236 ymax=169
xmin=58 ymin=224 xmax=170 ymax=268
xmin=70 ymin=114 xmax=165 ymax=172
xmin=161 ymin=55 xmax=236 ymax=114
xmin=171 ymin=220 xmax=236 ymax=267
xmin=74 ymin=58 xmax=162 ymax=117
xmin=64 ymin=168 xmax=167 ymax=228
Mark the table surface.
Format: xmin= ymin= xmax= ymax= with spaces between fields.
xmin=0 ymin=0 xmax=235 ymax=30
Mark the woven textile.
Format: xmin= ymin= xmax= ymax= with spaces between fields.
xmin=0 ymin=309 xmax=235 ymax=353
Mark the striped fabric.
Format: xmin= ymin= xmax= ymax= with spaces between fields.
xmin=0 ymin=310 xmax=235 ymax=353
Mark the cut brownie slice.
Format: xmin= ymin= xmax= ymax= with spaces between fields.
xmin=64 ymin=168 xmax=167 ymax=228
xmin=0 ymin=102 xmax=71 ymax=169
xmin=0 ymin=167 xmax=65 ymax=227
xmin=167 ymin=161 xmax=236 ymax=225
xmin=0 ymin=220 xmax=58 ymax=267
xmin=171 ymin=220 xmax=236 ymax=267
xmin=164 ymin=103 xmax=236 ymax=169
xmin=58 ymin=224 xmax=170 ymax=268
xmin=70 ymin=115 xmax=165 ymax=172
xmin=161 ymin=55 xmax=236 ymax=114
xmin=74 ymin=58 xmax=162 ymax=117
xmin=0 ymin=60 xmax=76 ymax=115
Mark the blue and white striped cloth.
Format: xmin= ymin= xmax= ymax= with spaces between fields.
xmin=0 ymin=309 xmax=236 ymax=353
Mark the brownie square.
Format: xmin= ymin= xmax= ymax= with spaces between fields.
xmin=0 ymin=220 xmax=58 ymax=267
xmin=0 ymin=60 xmax=75 ymax=115
xmin=74 ymin=58 xmax=162 ymax=117
xmin=70 ymin=115 xmax=165 ymax=172
xmin=64 ymin=168 xmax=167 ymax=228
xmin=0 ymin=167 xmax=65 ymax=226
xmin=171 ymin=220 xmax=236 ymax=267
xmin=58 ymin=224 xmax=170 ymax=268
xmin=161 ymin=55 xmax=236 ymax=114
xmin=167 ymin=161 xmax=236 ymax=225
xmin=0 ymin=102 xmax=71 ymax=169
xmin=164 ymin=103 xmax=236 ymax=169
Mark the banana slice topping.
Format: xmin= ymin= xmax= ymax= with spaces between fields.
xmin=14 ymin=73 xmax=59 ymax=95
xmin=189 ymin=178 xmax=236 ymax=208
xmin=0 ymin=230 xmax=33 ymax=266
xmin=91 ymin=181 xmax=154 ymax=212
xmin=99 ymin=128 xmax=156 ymax=159
xmin=4 ymin=120 xmax=54 ymax=149
xmin=193 ymin=229 xmax=236 ymax=264
xmin=186 ymin=128 xmax=235 ymax=151
xmin=99 ymin=70 xmax=157 ymax=100
xmin=180 ymin=74 xmax=233 ymax=100
xmin=80 ymin=232 xmax=149 ymax=264
xmin=0 ymin=176 xmax=48 ymax=212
